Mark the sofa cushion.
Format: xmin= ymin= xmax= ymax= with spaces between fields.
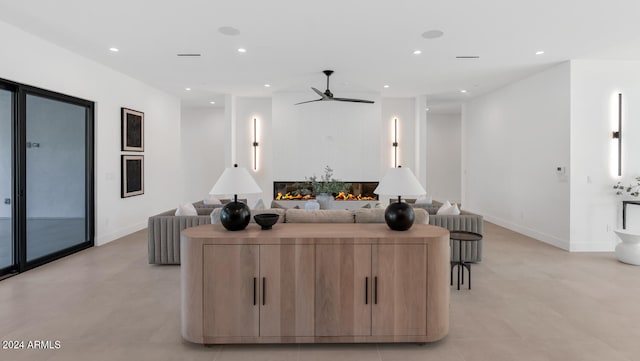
xmin=285 ymin=209 xmax=355 ymax=223
xmin=355 ymin=208 xmax=385 ymax=223
xmin=437 ymin=201 xmax=460 ymax=215
xmin=354 ymin=208 xmax=429 ymax=224
xmin=175 ymin=203 xmax=198 ymax=216
xmin=203 ymin=195 xmax=222 ymax=205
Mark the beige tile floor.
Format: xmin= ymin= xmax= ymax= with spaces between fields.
xmin=0 ymin=222 xmax=639 ymax=361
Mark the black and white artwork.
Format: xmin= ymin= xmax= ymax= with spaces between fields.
xmin=121 ymin=108 xmax=144 ymax=151
xmin=121 ymin=155 xmax=144 ymax=198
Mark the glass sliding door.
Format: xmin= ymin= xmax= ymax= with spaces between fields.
xmin=25 ymin=93 xmax=91 ymax=263
xmin=0 ymin=88 xmax=13 ymax=271
xmin=0 ymin=78 xmax=93 ymax=278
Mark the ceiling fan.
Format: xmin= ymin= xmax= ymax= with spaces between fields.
xmin=295 ymin=70 xmax=375 ymax=105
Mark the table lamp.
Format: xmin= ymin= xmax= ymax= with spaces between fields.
xmin=374 ymin=166 xmax=426 ymax=231
xmin=209 ymin=164 xmax=262 ymax=231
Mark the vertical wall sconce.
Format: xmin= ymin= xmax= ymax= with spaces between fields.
xmin=252 ymin=117 xmax=259 ymax=171
xmin=392 ymin=117 xmax=399 ymax=168
xmin=612 ymin=93 xmax=622 ymax=176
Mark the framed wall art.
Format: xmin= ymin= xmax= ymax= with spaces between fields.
xmin=121 ymin=107 xmax=144 ymax=151
xmin=121 ymin=155 xmax=144 ymax=198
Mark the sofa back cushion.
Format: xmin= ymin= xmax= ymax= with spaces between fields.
xmin=285 ymin=209 xmax=355 ymax=223
xmin=354 ymin=208 xmax=385 ymax=223
xmin=354 ymin=208 xmax=429 ymax=224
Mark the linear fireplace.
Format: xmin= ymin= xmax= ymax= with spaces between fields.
xmin=273 ymin=181 xmax=379 ymax=200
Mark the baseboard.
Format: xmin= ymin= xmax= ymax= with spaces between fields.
xmin=95 ymin=221 xmax=147 ymax=246
xmin=477 ymin=212 xmax=571 ymax=251
xmin=569 ymin=242 xmax=616 ymax=252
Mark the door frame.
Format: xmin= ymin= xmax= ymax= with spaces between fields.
xmin=0 ymin=77 xmax=95 ymax=277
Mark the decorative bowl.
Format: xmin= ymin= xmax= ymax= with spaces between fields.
xmin=253 ymin=213 xmax=280 ymax=230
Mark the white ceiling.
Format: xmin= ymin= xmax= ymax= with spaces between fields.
xmin=1 ymin=0 xmax=639 ymax=108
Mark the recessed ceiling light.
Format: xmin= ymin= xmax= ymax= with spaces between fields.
xmin=422 ymin=30 xmax=444 ymax=39
xmin=109 ymin=47 xmax=119 ymax=52
xmin=185 ymin=87 xmax=191 ymax=91
xmin=413 ymin=50 xmax=422 ymax=55
xmin=383 ymin=85 xmax=390 ymax=88
xmin=460 ymin=89 xmax=467 ymax=93
xmin=218 ymin=26 xmax=240 ymax=36
xmin=264 ymin=84 xmax=271 ymax=88
xmin=210 ymin=101 xmax=216 ymax=104
xmin=536 ymin=50 xmax=545 ymax=55
xmin=237 ymin=48 xmax=247 ymax=53
xmin=425 ymin=108 xmax=430 ymax=111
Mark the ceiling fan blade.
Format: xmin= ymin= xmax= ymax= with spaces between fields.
xmin=294 ymin=98 xmax=324 ymax=105
xmin=311 ymin=87 xmax=329 ymax=99
xmin=333 ymin=97 xmax=375 ymax=104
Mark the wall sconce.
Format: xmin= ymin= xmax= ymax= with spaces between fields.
xmin=252 ymin=117 xmax=259 ymax=171
xmin=392 ymin=117 xmax=399 ymax=168
xmin=612 ymin=93 xmax=622 ymax=176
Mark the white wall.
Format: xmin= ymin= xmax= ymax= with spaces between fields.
xmin=180 ymin=107 xmax=225 ymax=204
xmin=234 ymin=97 xmax=272 ymax=206
xmin=426 ymin=113 xmax=461 ymax=203
xmin=381 ymin=98 xmax=416 ymax=170
xmin=570 ymin=60 xmax=640 ymax=251
xmin=272 ymin=92 xmax=384 ymax=182
xmin=0 ymin=20 xmax=182 ymax=245
xmin=462 ymin=62 xmax=571 ymax=250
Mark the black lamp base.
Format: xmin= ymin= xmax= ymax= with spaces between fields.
xmin=384 ymin=201 xmax=415 ymax=231
xmin=220 ymin=201 xmax=251 ymax=231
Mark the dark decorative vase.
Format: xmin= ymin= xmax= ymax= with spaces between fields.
xmin=384 ymin=201 xmax=415 ymax=231
xmin=220 ymin=201 xmax=251 ymax=231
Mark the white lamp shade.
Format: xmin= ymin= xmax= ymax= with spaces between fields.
xmin=374 ymin=167 xmax=426 ymax=197
xmin=209 ymin=166 xmax=262 ymax=195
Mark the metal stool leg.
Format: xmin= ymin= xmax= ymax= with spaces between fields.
xmin=450 ymin=262 xmax=454 ymax=286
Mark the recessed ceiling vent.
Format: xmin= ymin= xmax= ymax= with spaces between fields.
xmin=218 ymin=26 xmax=240 ymax=36
xmin=177 ymin=54 xmax=202 ymax=57
xmin=456 ymin=56 xmax=480 ymax=59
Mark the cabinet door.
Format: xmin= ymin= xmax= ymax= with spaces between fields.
xmin=260 ymin=244 xmax=315 ymax=337
xmin=315 ymin=244 xmax=371 ymax=336
xmin=372 ymin=244 xmax=427 ymax=336
xmin=203 ymin=245 xmax=259 ymax=337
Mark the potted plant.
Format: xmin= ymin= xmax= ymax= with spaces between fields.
xmin=306 ymin=166 xmax=351 ymax=209
xmin=614 ymin=177 xmax=640 ymax=197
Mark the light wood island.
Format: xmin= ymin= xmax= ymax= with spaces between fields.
xmin=181 ymin=223 xmax=450 ymax=344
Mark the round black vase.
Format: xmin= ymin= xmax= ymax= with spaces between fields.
xmin=384 ymin=202 xmax=415 ymax=231
xmin=220 ymin=201 xmax=251 ymax=231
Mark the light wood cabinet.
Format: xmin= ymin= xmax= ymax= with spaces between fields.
xmin=372 ymin=244 xmax=427 ymax=336
xmin=201 ymin=244 xmax=315 ymax=339
xmin=260 ymin=244 xmax=315 ymax=337
xmin=315 ymin=244 xmax=427 ymax=338
xmin=315 ymin=244 xmax=372 ymax=336
xmin=203 ymin=245 xmax=259 ymax=338
xmin=181 ymin=223 xmax=450 ymax=344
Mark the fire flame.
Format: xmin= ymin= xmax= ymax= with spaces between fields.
xmin=276 ymin=192 xmax=374 ymax=201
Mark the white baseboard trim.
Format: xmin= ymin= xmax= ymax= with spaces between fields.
xmin=95 ymin=221 xmax=146 ymax=246
xmin=479 ymin=213 xmax=571 ymax=251
xmin=569 ymin=242 xmax=616 ymax=252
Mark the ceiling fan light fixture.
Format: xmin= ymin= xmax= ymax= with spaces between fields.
xmin=294 ymin=70 xmax=375 ymax=105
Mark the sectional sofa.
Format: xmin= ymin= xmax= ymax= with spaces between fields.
xmin=148 ymin=202 xmax=483 ymax=265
